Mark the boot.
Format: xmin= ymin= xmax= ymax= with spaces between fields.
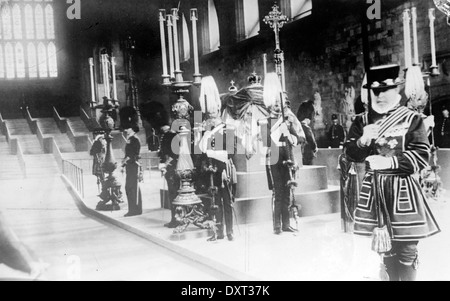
xmin=398 ymin=263 xmax=417 ymax=281
xmin=383 ymin=255 xmax=399 ymax=281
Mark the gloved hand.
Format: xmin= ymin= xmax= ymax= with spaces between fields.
xmin=359 ymin=124 xmax=380 ymax=146
xmin=366 ymin=155 xmax=392 ymax=170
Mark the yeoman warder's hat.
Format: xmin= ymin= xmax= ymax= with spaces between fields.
xmin=363 ymin=64 xmax=405 ymax=90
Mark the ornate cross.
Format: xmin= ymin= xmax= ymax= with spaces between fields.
xmin=263 ymin=4 xmax=288 ymax=50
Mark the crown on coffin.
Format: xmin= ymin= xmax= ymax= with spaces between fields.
xmin=247 ymin=72 xmax=262 ymax=85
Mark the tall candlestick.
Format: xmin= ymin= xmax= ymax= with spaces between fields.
xmin=191 ymin=8 xmax=201 ymax=85
xmin=159 ymin=9 xmax=170 ymax=84
xmin=89 ymin=58 xmax=95 ymax=103
xmin=411 ymin=7 xmax=419 ymax=65
xmin=111 ymin=56 xmax=118 ymax=101
xmin=403 ymin=9 xmax=412 ymax=68
xmin=166 ymin=15 xmax=175 ymax=79
xmin=429 ymin=8 xmax=438 ymax=68
xmin=263 ymin=53 xmax=267 ymax=76
xmin=172 ymin=8 xmax=181 ymax=74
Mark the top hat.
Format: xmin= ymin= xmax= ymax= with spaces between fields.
xmin=442 ymin=106 xmax=449 ymax=112
xmin=363 ymin=64 xmax=405 ymax=89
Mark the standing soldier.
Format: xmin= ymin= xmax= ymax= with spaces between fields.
xmin=263 ymin=73 xmax=305 ymax=235
xmin=199 ymin=76 xmax=236 ymax=241
xmin=345 ymin=64 xmax=440 ymax=281
xmin=327 ymin=114 xmax=346 ymax=148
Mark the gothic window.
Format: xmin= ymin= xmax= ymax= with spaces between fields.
xmin=280 ymin=0 xmax=312 ymax=21
xmin=238 ymin=0 xmax=259 ymax=41
xmin=37 ymin=42 xmax=47 ymax=77
xmin=207 ymin=0 xmax=220 ymax=53
xmin=27 ymin=42 xmax=37 ymax=78
xmin=181 ymin=14 xmax=190 ymax=62
xmin=0 ymin=0 xmax=57 ymax=79
xmin=0 ymin=46 xmax=4 ymax=78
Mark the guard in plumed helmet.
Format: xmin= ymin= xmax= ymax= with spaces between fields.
xmin=345 ymin=64 xmax=440 ymax=281
xmin=262 ymin=73 xmax=305 ymax=235
xmin=198 ymin=76 xmax=237 ymax=242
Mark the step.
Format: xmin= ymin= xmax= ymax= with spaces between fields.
xmin=0 ymin=137 xmax=10 ymax=155
xmin=0 ymin=155 xmax=23 ymax=180
xmin=37 ymin=118 xmax=61 ymax=135
xmin=230 ymin=186 xmax=341 ymax=225
xmin=235 ymin=166 xmax=330 ymax=199
xmin=14 ymin=135 xmax=43 ymax=154
xmin=4 ymin=119 xmax=32 ymax=135
xmin=67 ymin=117 xmax=89 ymax=134
xmin=24 ymin=154 xmax=59 ymax=177
xmin=51 ymin=134 xmax=76 ymax=153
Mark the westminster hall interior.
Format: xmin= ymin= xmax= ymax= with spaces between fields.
xmin=0 ymin=0 xmax=450 ymax=281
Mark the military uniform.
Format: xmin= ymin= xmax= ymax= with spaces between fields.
xmin=265 ymin=109 xmax=305 ymax=234
xmin=345 ymin=106 xmax=440 ymax=280
xmin=200 ymin=122 xmax=236 ymax=240
xmin=327 ymin=117 xmax=346 ymax=148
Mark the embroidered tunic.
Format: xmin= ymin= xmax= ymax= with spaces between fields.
xmin=345 ymin=105 xmax=440 ymax=241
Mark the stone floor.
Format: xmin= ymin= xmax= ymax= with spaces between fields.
xmin=70 ymin=169 xmax=450 ymax=281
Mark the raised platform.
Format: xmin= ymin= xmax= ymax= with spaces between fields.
xmin=161 ymin=165 xmax=340 ymax=225
xmin=233 ymin=186 xmax=340 ymax=225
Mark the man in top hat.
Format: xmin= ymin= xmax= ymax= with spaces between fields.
xmin=435 ymin=106 xmax=450 ymax=148
xmin=327 ymin=114 xmax=346 ymax=148
xmin=345 ymin=64 xmax=440 ymax=281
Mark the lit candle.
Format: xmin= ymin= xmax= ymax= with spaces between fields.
xmin=166 ymin=15 xmax=175 ymax=79
xmin=403 ymin=9 xmax=412 ymax=68
xmin=429 ymin=8 xmax=437 ymax=68
xmin=159 ymin=9 xmax=169 ymax=81
xmin=411 ymin=7 xmax=419 ymax=65
xmin=172 ymin=8 xmax=181 ymax=72
xmin=89 ymin=58 xmax=95 ymax=103
xmin=191 ymin=9 xmax=201 ymax=82
xmin=263 ymin=53 xmax=267 ymax=76
xmin=111 ymin=56 xmax=118 ymax=101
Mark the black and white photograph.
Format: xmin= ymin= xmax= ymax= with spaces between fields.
xmin=1 ymin=0 xmax=450 ymax=284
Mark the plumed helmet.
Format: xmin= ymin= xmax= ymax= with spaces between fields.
xmin=199 ymin=76 xmax=222 ymax=118
xmin=263 ymin=72 xmax=283 ymax=108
